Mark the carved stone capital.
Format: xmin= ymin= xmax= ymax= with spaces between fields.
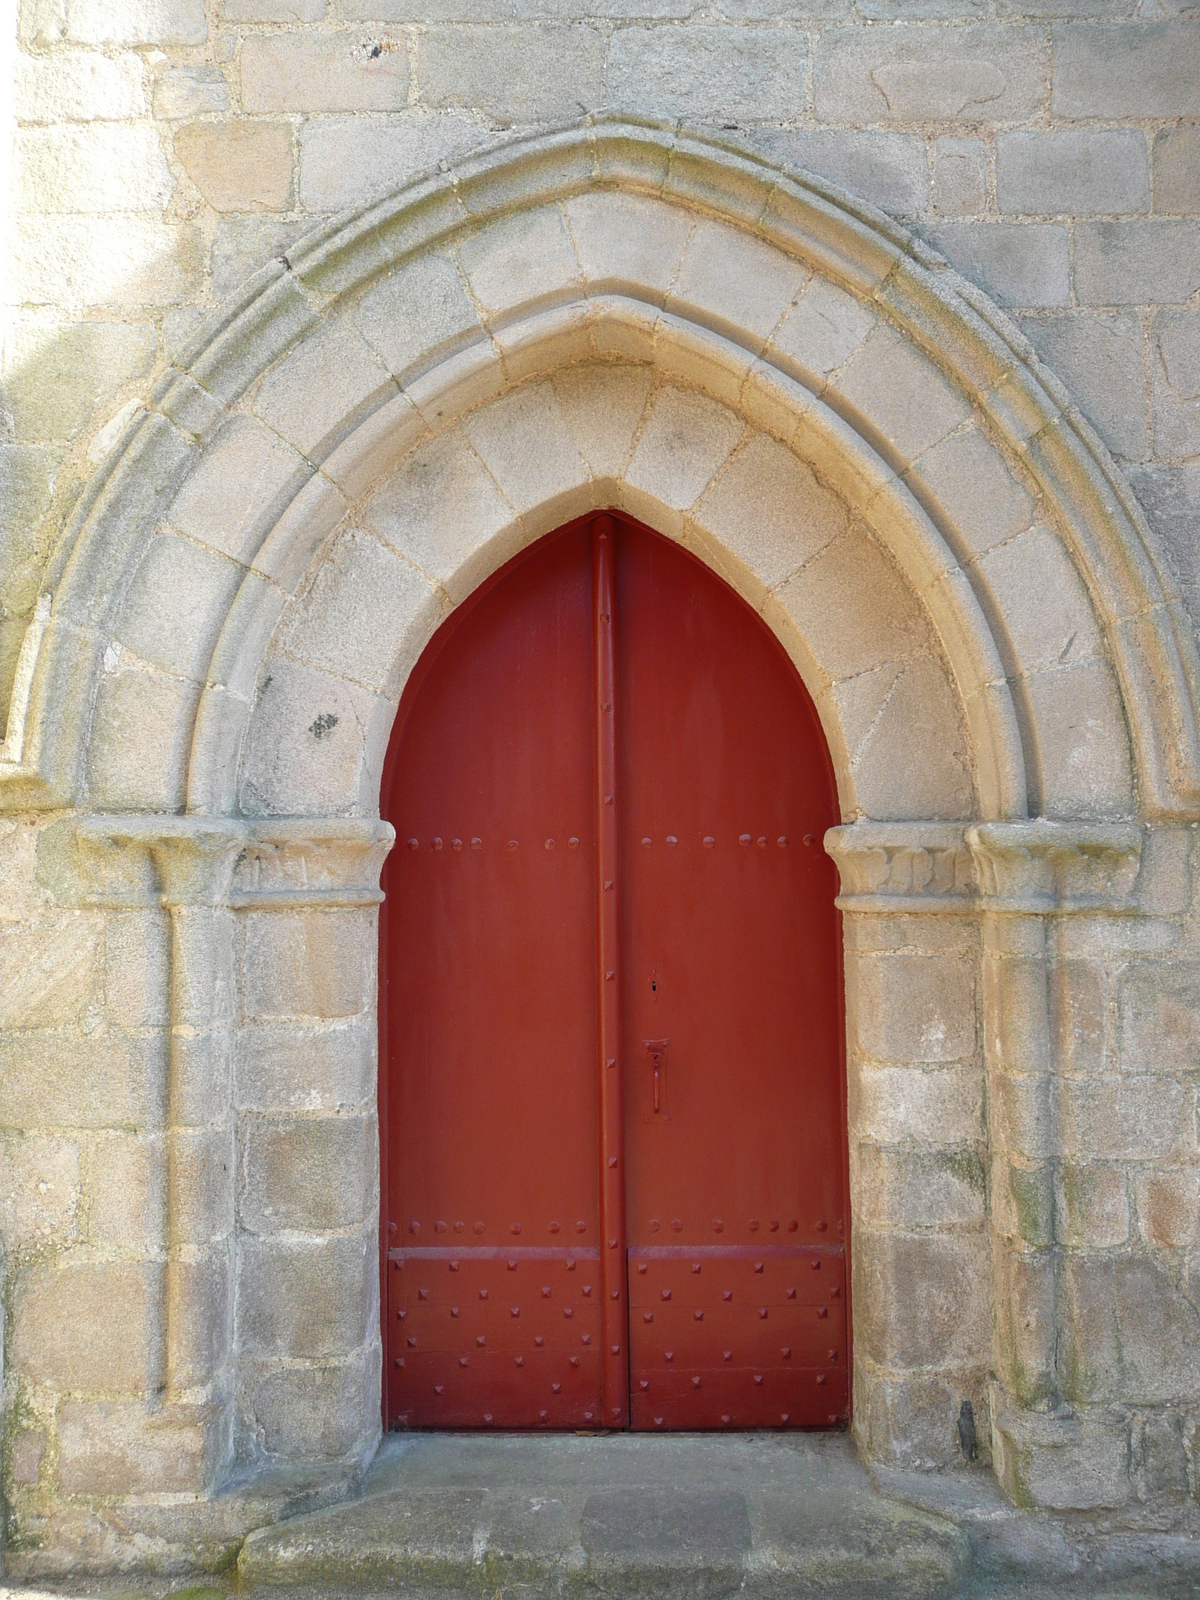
xmin=38 ymin=815 xmax=395 ymax=909
xmin=824 ymin=823 xmax=977 ymax=912
xmin=966 ymin=820 xmax=1143 ymax=914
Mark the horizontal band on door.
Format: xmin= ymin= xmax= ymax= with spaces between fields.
xmin=389 ymin=1247 xmax=601 ymax=1263
xmin=628 ymin=1245 xmax=843 ymax=1262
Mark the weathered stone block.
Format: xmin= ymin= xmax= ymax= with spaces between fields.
xmin=928 ymin=221 xmax=1069 ymax=309
xmin=933 ymin=137 xmax=986 ymax=217
xmin=14 ymin=124 xmax=176 ymax=214
xmin=7 ymin=215 xmax=204 ymax=308
xmin=855 ymin=1230 xmax=990 ymax=1369
xmin=298 ymin=111 xmax=485 ymax=212
xmin=0 ymin=912 xmax=102 ymax=1028
xmin=224 ymin=0 xmax=326 ymax=17
xmin=1020 ymin=310 xmax=1145 ymax=460
xmin=354 ymin=252 xmax=481 ymax=381
xmin=419 ymin=24 xmax=604 ymax=121
xmin=241 ymin=908 xmax=375 ymax=1022
xmin=769 ymin=276 xmax=877 ymax=388
xmin=609 ymin=25 xmax=808 ymax=123
xmin=84 ymin=1132 xmax=163 ymax=1250
xmin=672 ymin=219 xmax=807 ymax=347
xmin=234 ymin=1018 xmax=376 ymax=1114
xmin=1127 ymin=463 xmax=1200 ymax=630
xmin=167 ymin=414 xmax=309 ymax=565
xmin=1134 ymin=1167 xmax=1199 ymax=1249
xmin=1 ymin=318 xmax=157 ymax=444
xmin=0 ymin=1134 xmax=80 ymax=1252
xmin=813 ymin=25 xmax=1048 ymax=124
xmin=15 ymin=49 xmax=145 ymax=122
xmin=1055 ymin=1162 xmax=1129 ymax=1247
xmin=855 ymin=1144 xmax=986 ymax=1228
xmin=553 ymin=366 xmax=654 ymax=481
xmin=908 ymin=423 xmax=1036 ymax=559
xmin=624 ymin=386 xmax=744 ymax=516
xmin=1151 ymin=309 xmax=1200 ymax=459
xmin=11 ymin=1260 xmax=160 ymax=1391
xmin=57 ymin=1401 xmax=209 ymax=1495
xmin=775 ymin=530 xmax=924 ymax=680
xmin=833 ymin=324 xmax=973 ymax=465
xmin=462 ymin=382 xmax=591 ymax=520
xmin=246 ymin=1348 xmax=377 ymax=1460
xmin=755 ymin=129 xmax=930 ymax=219
xmin=997 ymin=131 xmax=1148 ymax=216
xmin=256 ymin=321 xmax=394 ymax=463
xmin=848 ymin=950 xmax=977 ymax=1064
xmin=238 ymin=1233 xmax=374 ymax=1358
xmin=242 ymin=31 xmax=409 ymax=113
xmin=240 ymin=657 xmax=384 ymax=817
xmin=849 ymin=1062 xmax=984 ymax=1146
xmin=1074 ymin=220 xmax=1200 ymax=307
xmin=104 ymin=910 xmax=169 ymax=1029
xmin=976 ymin=524 xmax=1100 ymax=673
xmin=1119 ymin=961 xmax=1200 ymax=1074
xmin=842 ymin=655 xmax=974 ymax=821
xmin=36 ymin=0 xmax=207 ymax=46
xmin=85 ymin=666 xmax=200 ymax=812
xmin=857 ymin=1366 xmax=989 ymax=1470
xmin=1153 ymin=127 xmax=1200 ymax=216
xmin=240 ymin=1114 xmax=374 ymax=1233
xmin=1063 ymin=1255 xmax=1200 ymax=1403
xmin=1052 ymin=21 xmax=1200 ymax=119
xmin=152 ymin=63 xmax=229 ymax=120
xmin=116 ymin=530 xmax=243 ymax=682
xmin=1059 ymin=1075 xmax=1191 ymax=1161
xmin=994 ymin=1403 xmax=1131 ymax=1511
xmin=0 ymin=1031 xmax=164 ymax=1129
xmin=175 ymin=121 xmax=293 ymax=213
xmin=458 ymin=206 xmax=581 ymax=320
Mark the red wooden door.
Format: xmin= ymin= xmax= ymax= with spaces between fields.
xmin=380 ymin=513 xmax=846 ymax=1432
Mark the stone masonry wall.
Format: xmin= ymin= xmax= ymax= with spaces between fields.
xmin=4 ymin=1 xmax=1200 ymax=736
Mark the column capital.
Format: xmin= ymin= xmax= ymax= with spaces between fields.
xmin=966 ymin=820 xmax=1143 ymax=914
xmin=824 ymin=822 xmax=976 ymax=913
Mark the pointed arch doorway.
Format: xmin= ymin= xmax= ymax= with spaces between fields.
xmin=379 ymin=512 xmax=848 ymax=1433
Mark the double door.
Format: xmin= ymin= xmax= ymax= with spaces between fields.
xmin=379 ymin=512 xmax=846 ymax=1431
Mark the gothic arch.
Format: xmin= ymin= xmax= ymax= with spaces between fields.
xmin=2 ymin=115 xmax=1197 ymax=827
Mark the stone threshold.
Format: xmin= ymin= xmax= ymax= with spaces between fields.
xmin=5 ymin=1431 xmax=1200 ymax=1600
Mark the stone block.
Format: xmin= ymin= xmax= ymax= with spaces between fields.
xmin=255 ymin=321 xmax=394 ymax=463
xmin=1028 ymin=657 xmax=1134 ymax=816
xmin=85 ymin=665 xmax=200 ymax=812
xmin=84 ymin=1132 xmax=164 ymax=1251
xmin=553 ymin=365 xmax=654 ymax=480
xmin=168 ymin=414 xmax=309 ymax=565
xmin=769 ymin=277 xmax=877 ymax=388
xmin=57 ymin=1401 xmax=209 ymax=1495
xmin=857 ymin=1367 xmax=989 ymax=1471
xmin=855 ymin=1144 xmax=985 ymax=1228
xmin=2 ymin=318 xmax=157 ymax=444
xmin=1059 ymin=1074 xmax=1191 ymax=1161
xmin=240 ymin=657 xmax=383 ymax=817
xmin=235 ymin=1018 xmax=375 ymax=1113
xmin=1055 ymin=1162 xmax=1129 ymax=1247
xmin=364 ymin=428 xmax=515 ymax=598
xmin=1127 ymin=464 xmax=1200 ymax=629
xmin=14 ymin=123 xmax=174 ymax=215
xmin=753 ymin=129 xmax=930 ymax=219
xmin=0 ymin=1031 xmax=164 ymax=1129
xmin=242 ymin=30 xmax=409 ymax=114
xmin=9 ymin=1429 xmax=46 ymax=1486
xmin=458 ymin=206 xmax=581 ymax=321
xmin=0 ymin=912 xmax=102 ymax=1028
xmin=298 ymin=111 xmax=485 ymax=212
xmin=240 ymin=1114 xmax=374 ymax=1232
xmin=175 ymin=121 xmax=293 ymax=214
xmin=833 ymin=324 xmax=973 ymax=465
xmin=1119 ymin=960 xmax=1200 ymax=1073
xmin=928 ymin=221 xmax=1069 ymax=309
xmin=1134 ymin=1166 xmax=1199 ymax=1249
xmin=462 ymin=382 xmax=591 ymax=522
xmin=354 ymin=252 xmax=481 ymax=381
xmin=855 ymin=1230 xmax=990 ymax=1369
xmin=670 ymin=219 xmax=807 ymax=347
xmin=775 ymin=531 xmax=924 ymax=680
xmin=934 ymin=137 xmax=986 ymax=217
xmin=907 ymin=423 xmax=1037 ymax=558
xmin=694 ymin=431 xmax=847 ymax=597
xmin=419 ymin=24 xmax=604 ymax=121
xmin=170 ymin=1253 xmax=233 ymax=1391
xmin=37 ymin=0 xmax=208 ymax=45
xmin=841 ymin=654 xmax=975 ymax=821
xmin=115 ymin=530 xmax=243 ymax=683
xmin=1049 ymin=958 xmax=1106 ymax=1079
xmin=1063 ymin=1255 xmax=1200 ymax=1403
xmin=813 ymin=25 xmax=1048 ymax=124
xmin=976 ymin=525 xmax=1100 ymax=674
xmin=1074 ymin=220 xmax=1200 ymax=306
xmin=997 ymin=131 xmax=1148 ymax=216
xmin=14 ymin=49 xmax=145 ymax=121
xmin=238 ymin=1233 xmax=374 ymax=1358
xmin=11 ymin=1260 xmax=160 ymax=1390
xmin=1052 ymin=21 xmax=1200 ymax=119
xmin=211 ymin=216 xmax=309 ymax=301
xmin=0 ymin=1135 xmax=80 ymax=1252
xmin=1154 ymin=127 xmax=1200 ymax=216
xmin=224 ymin=0 xmax=326 ymax=17
xmin=849 ymin=1063 xmax=984 ymax=1146
xmin=564 ymin=191 xmax=692 ymax=302
xmin=7 ymin=215 xmax=204 ymax=308
xmin=246 ymin=1350 xmax=377 ymax=1459
xmin=848 ymin=950 xmax=977 ymax=1064
xmin=153 ymin=63 xmax=229 ymax=119
xmin=1151 ymin=308 xmax=1200 ymax=459
xmin=994 ymin=1404 xmax=1131 ymax=1512
xmin=241 ymin=907 xmax=374 ymax=1022
xmin=608 ymin=24 xmax=808 ymax=122
xmin=281 ymin=526 xmax=439 ymax=698
xmin=1019 ymin=311 xmax=1146 ymax=460
xmin=0 ymin=445 xmax=58 ymax=601
xmin=103 ymin=912 xmax=165 ymax=1030
xmin=625 ymin=386 xmax=744 ymax=520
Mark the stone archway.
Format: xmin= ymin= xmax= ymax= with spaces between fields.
xmin=6 ymin=119 xmax=1200 ymax=1565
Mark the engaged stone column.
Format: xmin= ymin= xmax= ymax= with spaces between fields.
xmin=967 ymin=820 xmax=1142 ymax=1511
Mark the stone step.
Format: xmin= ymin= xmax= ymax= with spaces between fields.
xmin=237 ymin=1433 xmax=970 ymax=1598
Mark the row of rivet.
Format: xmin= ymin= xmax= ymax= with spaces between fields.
xmin=404 ymin=834 xmax=819 ymax=851
xmin=407 ymin=1218 xmax=831 ymax=1235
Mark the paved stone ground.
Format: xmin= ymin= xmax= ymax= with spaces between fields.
xmin=8 ymin=1431 xmax=1199 ymax=1600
